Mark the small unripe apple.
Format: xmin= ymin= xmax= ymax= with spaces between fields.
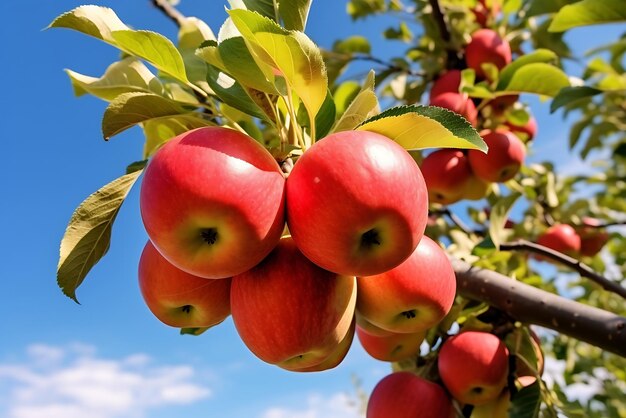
xmin=438 ymin=331 xmax=509 ymax=405
xmin=465 ymin=29 xmax=512 ymax=79
xmin=357 ymin=326 xmax=425 ymax=362
xmin=231 ymin=237 xmax=356 ymax=371
xmin=536 ymin=224 xmax=581 ymax=258
xmin=138 ymin=241 xmax=231 ymax=328
xmin=429 ymin=70 xmax=462 ymax=100
xmin=286 ymin=130 xmax=429 ymax=277
xmin=468 ymin=130 xmax=526 ymax=183
xmin=420 ymin=149 xmax=473 ymax=205
xmin=140 ymin=126 xmax=285 ymax=279
xmin=367 ymin=372 xmax=454 ymax=418
xmin=357 ymin=236 xmax=456 ymax=334
xmin=430 ymin=92 xmax=478 ymax=127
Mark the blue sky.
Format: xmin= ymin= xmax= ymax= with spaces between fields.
xmin=1 ymin=1 xmax=624 ymax=417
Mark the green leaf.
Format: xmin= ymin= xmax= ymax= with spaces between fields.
xmin=111 ymin=30 xmax=189 ymax=84
xmin=279 ymin=0 xmax=312 ymax=31
xmin=180 ymin=327 xmax=210 ymax=336
xmin=332 ymin=71 xmax=378 ymax=133
xmin=57 ymin=169 xmax=143 ymax=303
xmin=357 ymin=105 xmax=487 ymax=152
xmin=489 ymin=193 xmax=521 ymax=249
xmin=509 ymin=380 xmax=541 ymax=418
xmin=142 ymin=115 xmax=213 ymax=158
xmin=48 ymin=5 xmax=129 ymax=43
xmin=178 ymin=17 xmax=216 ymax=49
xmin=549 ymin=0 xmax=626 ymax=32
xmin=333 ymin=80 xmax=361 ymax=117
xmin=550 ymin=86 xmax=603 ymax=113
xmin=569 ymin=118 xmax=590 ymax=149
xmin=228 ymin=0 xmax=276 ymax=21
xmin=228 ymin=9 xmax=328 ymax=119
xmin=298 ymin=90 xmax=336 ymax=140
xmin=545 ymin=172 xmax=559 ymax=208
xmin=333 ymin=36 xmax=371 ymax=54
xmin=472 ymin=236 xmax=497 ymax=256
xmin=102 ymin=92 xmax=189 ymax=139
xmin=65 ymin=57 xmax=164 ymax=101
xmin=205 ymin=65 xmax=269 ymax=120
xmin=218 ymin=36 xmax=279 ymax=94
xmin=498 ymin=63 xmax=570 ymax=97
xmin=497 ymin=49 xmax=559 ymax=91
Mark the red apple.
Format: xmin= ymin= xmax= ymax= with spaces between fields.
xmin=486 ymin=95 xmax=519 ymax=117
xmin=140 ymin=126 xmax=285 ymax=279
xmin=356 ymin=312 xmax=395 ymax=337
xmin=420 ymin=149 xmax=473 ymax=205
xmin=294 ymin=318 xmax=356 ymax=372
xmin=429 ymin=69 xmax=462 ymax=100
xmin=577 ymin=217 xmax=610 ymax=257
xmin=471 ymin=0 xmax=501 ymax=27
xmin=465 ymin=29 xmax=512 ymax=79
xmin=430 ymin=92 xmax=478 ymax=127
xmin=357 ymin=326 xmax=425 ymax=362
xmin=230 ymin=237 xmax=356 ymax=371
xmin=536 ymin=224 xmax=581 ymax=258
xmin=507 ymin=115 xmax=537 ymax=142
xmin=462 ymin=173 xmax=491 ymax=201
xmin=356 ymin=236 xmax=456 ymax=334
xmin=438 ymin=331 xmax=509 ymax=405
xmin=286 ymin=130 xmax=428 ymax=276
xmin=138 ymin=241 xmax=231 ymax=328
xmin=367 ymin=372 xmax=454 ymax=418
xmin=468 ymin=130 xmax=526 ymax=183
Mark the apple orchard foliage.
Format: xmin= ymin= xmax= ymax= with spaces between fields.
xmin=50 ymin=1 xmax=626 ymax=418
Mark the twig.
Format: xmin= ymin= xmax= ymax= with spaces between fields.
xmin=428 ymin=0 xmax=451 ymax=42
xmin=451 ymin=257 xmax=626 ymax=356
xmin=350 ymin=54 xmax=426 ymax=77
xmin=151 ymin=0 xmax=186 ymax=27
xmin=430 ymin=208 xmax=483 ymax=236
xmin=499 ymin=239 xmax=626 ymax=300
xmin=577 ymin=220 xmax=626 ymax=228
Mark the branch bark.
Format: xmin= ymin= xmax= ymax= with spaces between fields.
xmin=451 ymin=258 xmax=626 ymax=357
xmin=151 ymin=0 xmax=186 ymax=27
xmin=428 ymin=0 xmax=451 ymax=42
xmin=500 ymin=239 xmax=626 ymax=300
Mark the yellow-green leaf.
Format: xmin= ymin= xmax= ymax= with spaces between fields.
xmin=489 ymin=192 xmax=521 ymax=249
xmin=332 ymin=70 xmax=378 ymax=132
xmin=57 ymin=169 xmax=143 ymax=303
xmin=357 ymin=105 xmax=487 ymax=152
xmin=102 ymin=92 xmax=189 ymax=139
xmin=229 ymin=9 xmax=328 ymax=118
xmin=279 ymin=0 xmax=312 ymax=31
xmin=65 ymin=57 xmax=164 ymax=101
xmin=142 ymin=115 xmax=213 ymax=158
xmin=111 ymin=30 xmax=189 ymax=84
xmin=497 ymin=49 xmax=559 ymax=91
xmin=549 ymin=0 xmax=626 ymax=32
xmin=178 ymin=17 xmax=216 ymax=49
xmin=499 ymin=63 xmax=570 ymax=97
xmin=47 ymin=5 xmax=129 ymax=43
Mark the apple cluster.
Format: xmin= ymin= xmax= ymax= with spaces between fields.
xmin=423 ymin=28 xmax=536 ymax=206
xmin=535 ymin=219 xmax=610 ymax=260
xmin=367 ymin=329 xmax=545 ymax=418
xmin=137 ymin=125 xmax=462 ymax=373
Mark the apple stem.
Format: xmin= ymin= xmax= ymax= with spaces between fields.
xmin=360 ymin=229 xmax=382 ymax=250
xmin=200 ymin=228 xmax=219 ymax=245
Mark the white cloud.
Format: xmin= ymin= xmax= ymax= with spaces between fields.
xmin=260 ymin=393 xmax=363 ymax=418
xmin=0 ymin=343 xmax=211 ymax=418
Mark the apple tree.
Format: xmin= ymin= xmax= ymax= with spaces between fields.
xmin=50 ymin=0 xmax=626 ymax=417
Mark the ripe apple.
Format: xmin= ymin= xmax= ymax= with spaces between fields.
xmin=465 ymin=29 xmax=512 ymax=79
xmin=536 ymin=223 xmax=581 ymax=258
xmin=286 ymin=130 xmax=428 ymax=276
xmin=462 ymin=173 xmax=491 ymax=201
xmin=471 ymin=390 xmax=510 ymax=418
xmin=140 ymin=126 xmax=285 ymax=279
xmin=138 ymin=241 xmax=231 ymax=328
xmin=438 ymin=331 xmax=509 ymax=405
xmin=577 ymin=217 xmax=610 ymax=257
xmin=429 ymin=69 xmax=462 ymax=100
xmin=485 ymin=95 xmax=519 ymax=117
xmin=356 ymin=236 xmax=456 ymax=334
xmin=420 ymin=149 xmax=473 ymax=205
xmin=430 ymin=92 xmax=478 ymax=127
xmin=468 ymin=129 xmax=526 ymax=183
xmin=507 ymin=115 xmax=537 ymax=142
xmin=356 ymin=326 xmax=425 ymax=362
xmin=356 ymin=312 xmax=395 ymax=337
xmin=230 ymin=237 xmax=356 ymax=371
xmin=471 ymin=0 xmax=501 ymax=27
xmin=367 ymin=372 xmax=454 ymax=418
xmin=294 ymin=318 xmax=356 ymax=372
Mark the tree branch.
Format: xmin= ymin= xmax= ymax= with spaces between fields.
xmin=349 ymin=54 xmax=426 ymax=78
xmin=151 ymin=0 xmax=186 ymax=27
xmin=500 ymin=239 xmax=626 ymax=300
xmin=451 ymin=258 xmax=626 ymax=357
xmin=428 ymin=0 xmax=451 ymax=42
